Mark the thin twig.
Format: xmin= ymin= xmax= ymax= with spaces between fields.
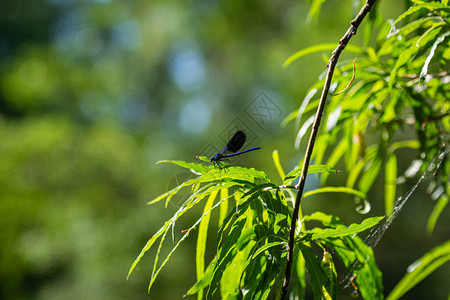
xmin=329 ymin=59 xmax=356 ymax=96
xmin=280 ymin=1 xmax=377 ymax=299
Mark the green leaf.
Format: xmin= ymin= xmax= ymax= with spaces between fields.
xmin=380 ymin=90 xmax=400 ymax=123
xmin=196 ymin=190 xmax=218 ymax=296
xmin=244 ymin=229 xmax=285 ymax=299
xmin=129 ymin=189 xmax=232 ymax=293
xmin=299 ymin=243 xmax=328 ymax=300
xmin=157 ymin=159 xmax=211 ymax=174
xmin=322 ymin=235 xmax=383 ymax=300
xmin=251 ymin=241 xmax=286 ymax=259
xmin=386 ymin=240 xmax=450 ymax=300
xmin=295 ymin=115 xmax=314 ymax=149
xmin=349 ymin=237 xmax=384 ymax=300
xmin=127 ymin=219 xmax=172 ymax=279
xmin=426 ymin=194 xmax=449 ymax=234
xmin=321 ymin=248 xmax=337 ymax=300
xmin=207 ymin=209 xmax=255 ymax=298
xmin=307 ymin=0 xmax=327 ymax=20
xmin=185 ymin=258 xmax=217 ymax=296
xmin=358 ymin=146 xmax=384 ymax=194
xmin=283 ymin=165 xmax=339 ymax=184
xmin=390 ymin=140 xmax=420 ymax=151
xmin=394 ymin=2 xmax=450 ymax=25
xmin=321 ymin=138 xmax=348 ymax=184
xmin=347 ymin=145 xmax=378 ymax=188
xmin=295 ymin=247 xmax=306 ymax=300
xmin=379 ymin=17 xmax=440 ymax=56
xmin=303 ymin=211 xmax=343 ymax=228
xmin=281 ymin=88 xmax=318 ymax=128
xmin=308 ymin=216 xmax=384 ymax=240
xmin=283 ymin=43 xmax=365 ymax=67
xmin=218 ymin=188 xmax=229 ymax=228
xmin=389 ymin=24 xmax=443 ymax=86
xmin=238 ymin=183 xmax=278 ymax=207
xmin=384 ymin=153 xmax=397 ymax=217
xmin=147 ymin=195 xmax=231 ymax=294
xmin=303 ymin=186 xmax=367 ymax=200
xmin=344 ymin=121 xmax=357 ymax=172
xmin=196 ymin=156 xmax=211 ymax=163
xmin=147 ymin=176 xmax=199 ymax=205
xmin=272 ymin=150 xmax=286 ymax=182
xmin=220 ymin=238 xmax=256 ymax=298
xmin=420 ymin=31 xmax=450 ymax=79
xmin=148 ymin=165 xmax=269 ymax=206
xmin=281 ymin=109 xmax=299 ymax=128
xmin=312 ymin=134 xmax=330 ymax=166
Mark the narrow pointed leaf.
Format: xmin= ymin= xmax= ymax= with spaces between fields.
xmin=309 ymin=216 xmax=384 ymax=240
xmin=303 ymin=186 xmax=367 ymax=200
xmin=284 ymin=165 xmax=338 ymax=184
xmin=386 ymin=240 xmax=450 ymax=300
xmin=284 ymin=43 xmax=365 ymax=67
xmin=272 ymin=150 xmax=286 ymax=182
xmin=196 ymin=190 xmax=219 ymax=294
xmin=385 ymin=153 xmax=397 ymax=217
xmin=426 ymin=194 xmax=449 ymax=234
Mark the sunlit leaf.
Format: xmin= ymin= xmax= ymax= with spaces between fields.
xmin=420 ymin=31 xmax=450 ymax=79
xmin=390 ymin=140 xmax=420 ymax=151
xmin=147 ymin=195 xmax=230 ymax=294
xmin=284 ymin=165 xmax=339 ymax=184
xmin=207 ymin=209 xmax=256 ymax=298
xmin=358 ymin=146 xmax=384 ymax=194
xmin=296 ymin=247 xmax=306 ymax=300
xmin=321 ymin=248 xmax=337 ymax=300
xmin=347 ymin=145 xmax=378 ymax=188
xmin=157 ymin=159 xmax=211 ymax=174
xmin=385 ymin=152 xmax=397 ymax=217
xmin=127 ymin=219 xmax=172 ymax=279
xmin=303 ymin=186 xmax=367 ymax=200
xmin=307 ymin=0 xmax=327 ymax=20
xmin=299 ymin=243 xmax=328 ymax=300
xmin=426 ymin=194 xmax=448 ymax=234
xmin=272 ymin=150 xmax=286 ymax=182
xmin=218 ymin=188 xmax=229 ymax=228
xmin=196 ymin=190 xmax=218 ymax=297
xmin=386 ymin=240 xmax=450 ymax=300
xmin=307 ymin=216 xmax=384 ymax=240
xmin=295 ymin=115 xmax=314 ymax=149
xmin=185 ymin=258 xmax=217 ymax=296
xmin=394 ymin=2 xmax=450 ymax=25
xmin=283 ymin=43 xmax=365 ymax=67
xmin=251 ymin=241 xmax=286 ymax=259
xmin=303 ymin=211 xmax=343 ymax=228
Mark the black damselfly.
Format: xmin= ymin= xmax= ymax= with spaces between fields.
xmin=210 ymin=130 xmax=260 ymax=167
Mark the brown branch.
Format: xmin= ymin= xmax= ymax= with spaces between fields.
xmin=280 ymin=1 xmax=377 ymax=299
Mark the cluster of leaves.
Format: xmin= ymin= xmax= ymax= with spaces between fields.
xmin=283 ymin=0 xmax=450 ymax=229
xmin=127 ymin=157 xmax=385 ymax=299
xmin=129 ymin=1 xmax=450 ymax=299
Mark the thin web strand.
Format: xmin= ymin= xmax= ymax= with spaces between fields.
xmin=341 ymin=144 xmax=450 ymax=289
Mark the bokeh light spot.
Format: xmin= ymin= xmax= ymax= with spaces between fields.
xmin=168 ymin=45 xmax=205 ymax=91
xmin=179 ymin=97 xmax=211 ymax=134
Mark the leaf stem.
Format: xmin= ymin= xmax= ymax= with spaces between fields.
xmin=280 ymin=1 xmax=377 ymax=299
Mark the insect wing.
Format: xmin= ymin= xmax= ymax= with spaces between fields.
xmin=224 ymin=130 xmax=246 ymax=153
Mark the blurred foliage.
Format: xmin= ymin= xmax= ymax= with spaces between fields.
xmin=0 ymin=0 xmax=449 ymax=299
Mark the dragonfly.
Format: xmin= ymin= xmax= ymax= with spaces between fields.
xmin=210 ymin=130 xmax=261 ymax=167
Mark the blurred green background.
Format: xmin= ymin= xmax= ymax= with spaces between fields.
xmin=1 ymin=0 xmax=448 ymax=299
